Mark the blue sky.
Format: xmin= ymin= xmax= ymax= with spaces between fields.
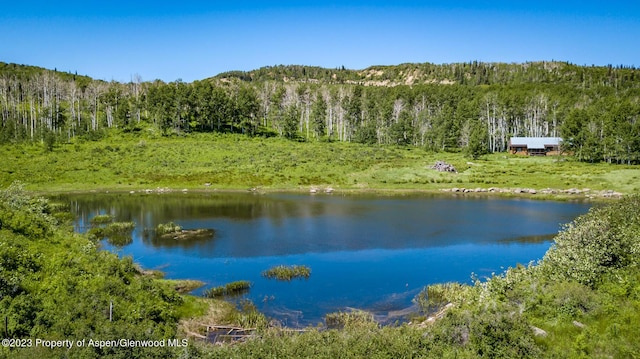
xmin=2 ymin=1 xmax=639 ymax=82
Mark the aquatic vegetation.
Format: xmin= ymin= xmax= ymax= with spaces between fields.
xmin=157 ymin=279 xmax=205 ymax=294
xmin=87 ymin=221 xmax=135 ymax=246
xmin=156 ymin=221 xmax=182 ymax=235
xmin=325 ymin=309 xmax=376 ymax=329
xmin=204 ymin=280 xmax=252 ymax=298
xmin=104 ymin=221 xmax=135 ymax=234
xmin=89 ymin=214 xmax=114 ymax=225
xmin=262 ymin=265 xmax=311 ymax=281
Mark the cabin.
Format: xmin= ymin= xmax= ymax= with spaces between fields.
xmin=509 ymin=137 xmax=562 ymax=156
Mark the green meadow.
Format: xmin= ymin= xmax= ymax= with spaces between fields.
xmin=1 ymin=131 xmax=639 ymax=196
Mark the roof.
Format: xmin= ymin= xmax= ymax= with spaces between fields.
xmin=509 ymin=137 xmax=562 ymax=149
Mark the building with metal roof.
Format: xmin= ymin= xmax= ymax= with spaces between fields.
xmin=508 ymin=137 xmax=563 ymax=156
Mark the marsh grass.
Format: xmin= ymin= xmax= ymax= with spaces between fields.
xmin=204 ymin=280 xmax=252 ymax=298
xmin=90 ymin=214 xmax=114 ymax=225
xmin=262 ymin=265 xmax=311 ymax=281
xmin=156 ymin=279 xmax=205 ymax=294
xmin=89 ymin=221 xmax=135 ymax=246
xmin=156 ymin=221 xmax=182 ymax=235
xmin=105 ymin=221 xmax=135 ymax=233
xmin=325 ymin=309 xmax=377 ymax=329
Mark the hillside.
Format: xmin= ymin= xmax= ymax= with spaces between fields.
xmin=214 ymin=61 xmax=640 ymax=88
xmin=1 ymin=60 xmax=640 ymax=164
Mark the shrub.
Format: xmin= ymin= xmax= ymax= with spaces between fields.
xmin=415 ymin=282 xmax=467 ymax=314
xmin=0 ymin=181 xmax=55 ymax=238
xmin=541 ymin=196 xmax=640 ymax=287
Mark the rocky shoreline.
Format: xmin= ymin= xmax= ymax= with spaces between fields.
xmin=442 ymin=187 xmax=623 ymax=198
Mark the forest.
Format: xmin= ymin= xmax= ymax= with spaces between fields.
xmin=1 ymin=61 xmax=639 ymax=163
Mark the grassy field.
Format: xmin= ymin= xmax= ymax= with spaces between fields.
xmin=1 ymin=131 xmax=639 ymax=196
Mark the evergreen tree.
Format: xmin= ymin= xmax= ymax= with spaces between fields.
xmin=466 ymin=120 xmax=489 ymax=159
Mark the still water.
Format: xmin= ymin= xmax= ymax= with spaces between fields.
xmin=60 ymin=192 xmax=591 ymax=327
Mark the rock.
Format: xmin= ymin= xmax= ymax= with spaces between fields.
xmin=572 ymin=321 xmax=586 ymax=329
xmin=430 ymin=161 xmax=457 ymax=173
xmin=528 ymin=189 xmax=537 ymax=194
xmin=325 ymin=187 xmax=334 ymax=194
xmin=531 ymin=326 xmax=548 ymax=337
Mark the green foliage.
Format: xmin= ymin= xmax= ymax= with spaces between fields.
xmin=221 ymin=299 xmax=268 ymax=329
xmin=465 ymin=119 xmax=489 ymax=159
xmin=0 ymin=184 xmax=196 ymax=358
xmin=3 ymin=132 xmax=638 ymax=194
xmin=43 ymin=131 xmax=56 ymax=152
xmin=155 ymin=221 xmax=182 ymax=236
xmin=90 ymin=213 xmax=114 ymax=224
xmin=89 ymin=221 xmax=136 ymax=246
xmin=0 ymin=181 xmax=55 ymax=238
xmin=325 ymin=309 xmax=377 ymax=330
xmin=3 ymin=61 xmax=640 ymax=163
xmin=414 ymin=282 xmax=467 ymax=314
xmin=262 ymin=265 xmax=311 ymax=281
xmin=203 ymin=281 xmax=251 ymax=298
xmin=468 ymin=309 xmax=541 ymax=358
xmin=541 ymin=195 xmax=640 ymax=287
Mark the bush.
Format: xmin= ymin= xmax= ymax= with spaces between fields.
xmin=0 ymin=184 xmax=188 ymax=358
xmin=0 ymin=181 xmax=55 ymax=238
xmin=541 ymin=196 xmax=640 ymax=287
xmin=415 ymin=282 xmax=467 ymax=314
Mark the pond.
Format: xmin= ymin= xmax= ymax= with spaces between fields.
xmin=59 ymin=192 xmax=591 ymax=327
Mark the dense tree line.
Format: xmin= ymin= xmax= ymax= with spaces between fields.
xmin=1 ymin=61 xmax=639 ymax=163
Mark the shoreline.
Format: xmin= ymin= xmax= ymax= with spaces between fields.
xmin=50 ymin=183 xmax=606 ymax=331
xmin=39 ymin=184 xmax=624 ymax=202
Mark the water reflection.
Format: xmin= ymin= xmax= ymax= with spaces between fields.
xmin=55 ymin=192 xmax=591 ymax=326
